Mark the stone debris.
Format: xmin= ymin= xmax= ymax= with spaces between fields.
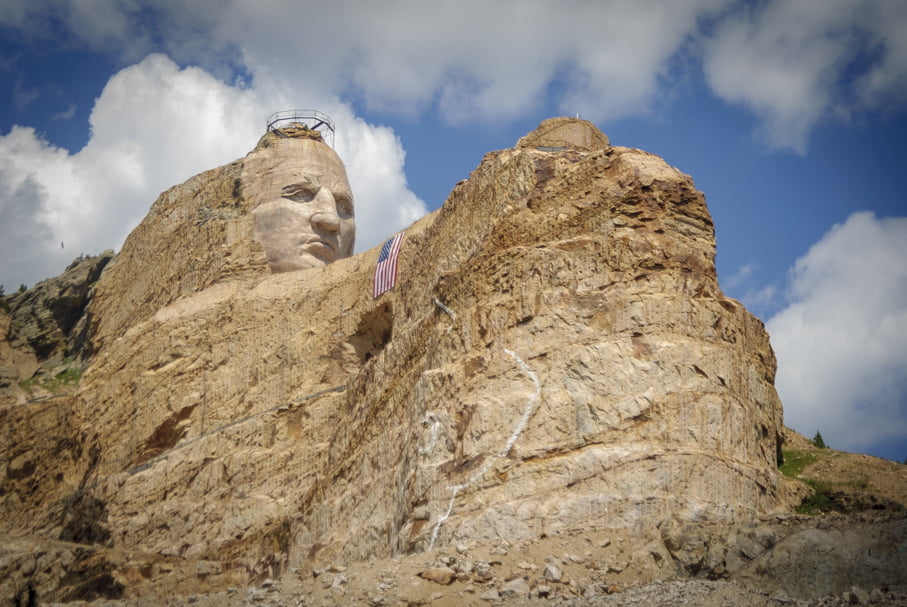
xmin=329 ymin=573 xmax=347 ymax=594
xmin=479 ymin=587 xmax=501 ymax=602
xmin=474 ymin=561 xmax=494 ymax=581
xmin=543 ymin=563 xmax=563 ymax=583
xmin=500 ymin=576 xmax=531 ymax=598
xmin=418 ymin=566 xmax=457 ymax=585
xmin=845 ymin=586 xmax=870 ymax=604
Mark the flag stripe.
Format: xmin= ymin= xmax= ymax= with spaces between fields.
xmin=373 ymin=232 xmax=405 ymax=297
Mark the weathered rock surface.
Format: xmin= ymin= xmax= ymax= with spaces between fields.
xmin=2 ymin=118 xmax=902 ymax=605
xmin=516 ymin=116 xmax=610 ymax=151
xmin=6 ymin=250 xmax=114 ymax=361
xmin=0 ymin=308 xmax=38 ymax=401
xmin=87 ymin=159 xmax=261 ymax=353
xmin=0 ymin=250 xmax=114 ymax=405
xmin=74 ymin=119 xmax=774 ymax=585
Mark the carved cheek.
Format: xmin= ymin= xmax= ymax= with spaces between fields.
xmin=339 ymin=218 xmax=356 ymax=254
xmin=254 ymin=201 xmax=316 ymax=246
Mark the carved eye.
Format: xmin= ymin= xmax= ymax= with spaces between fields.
xmin=282 ymin=183 xmax=318 ymax=203
xmin=335 ymin=193 xmax=354 ymax=219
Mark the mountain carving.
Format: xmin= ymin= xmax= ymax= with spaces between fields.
xmin=2 ymin=118 xmax=904 ymax=605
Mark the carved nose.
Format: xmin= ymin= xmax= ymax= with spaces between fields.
xmin=311 ymin=188 xmax=341 ymax=233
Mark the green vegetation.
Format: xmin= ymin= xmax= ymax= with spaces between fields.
xmin=780 ymin=449 xmax=833 ymax=514
xmin=779 ymin=449 xmax=818 ymax=478
xmin=779 ymin=448 xmax=848 ymax=514
xmin=19 ymin=366 xmax=84 ymax=396
xmin=812 ymin=430 xmax=828 ymax=449
xmin=796 ymin=479 xmax=843 ymax=514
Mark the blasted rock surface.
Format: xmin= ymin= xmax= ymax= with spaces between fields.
xmin=3 ymin=119 xmax=791 ymax=602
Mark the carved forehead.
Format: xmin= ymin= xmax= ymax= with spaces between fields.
xmin=285 ymin=139 xmax=348 ymax=181
xmin=244 ymin=138 xmax=351 ymax=201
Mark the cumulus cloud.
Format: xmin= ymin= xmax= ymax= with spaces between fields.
xmin=0 ymin=126 xmax=78 ymax=289
xmin=722 ymin=263 xmax=753 ymax=291
xmin=0 ymin=54 xmax=426 ymax=289
xmin=5 ymin=1 xmax=907 ymax=147
xmin=702 ymin=0 xmax=907 ymax=152
xmin=155 ymin=0 xmax=728 ymax=124
xmin=767 ymin=212 xmax=907 ymax=454
xmin=3 ymin=0 xmax=726 ymax=125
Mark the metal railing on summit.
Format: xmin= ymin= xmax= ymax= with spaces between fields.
xmin=266 ymin=109 xmax=336 ymax=147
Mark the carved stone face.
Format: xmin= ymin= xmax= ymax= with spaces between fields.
xmin=245 ymin=138 xmax=355 ymax=272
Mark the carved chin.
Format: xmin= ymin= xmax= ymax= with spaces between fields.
xmin=267 ymin=254 xmax=330 ymax=273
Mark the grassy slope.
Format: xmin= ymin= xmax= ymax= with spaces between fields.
xmin=780 ymin=427 xmax=907 ymax=514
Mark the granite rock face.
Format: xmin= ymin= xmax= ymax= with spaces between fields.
xmin=2 ymin=119 xmax=791 ymax=601
xmin=6 ymin=250 xmax=114 ymax=361
xmin=0 ymin=250 xmax=114 ymax=405
xmin=87 ymin=159 xmax=261 ymax=353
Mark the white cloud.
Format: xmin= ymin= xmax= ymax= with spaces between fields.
xmin=767 ymin=212 xmax=907 ymax=454
xmin=740 ymin=284 xmax=777 ymax=315
xmin=702 ymin=0 xmax=907 ymax=152
xmin=5 ymin=1 xmax=907 ymax=150
xmin=723 ymin=262 xmax=754 ymax=291
xmin=51 ymin=103 xmax=77 ymax=121
xmin=4 ymin=0 xmax=727 ymax=125
xmin=0 ymin=54 xmax=426 ymax=289
xmin=854 ymin=1 xmax=907 ymax=110
xmin=0 ymin=126 xmax=78 ymax=289
xmin=225 ymin=0 xmax=726 ymax=124
xmin=333 ymin=113 xmax=426 ymax=251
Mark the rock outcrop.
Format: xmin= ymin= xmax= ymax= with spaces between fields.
xmin=7 ymin=118 xmax=894 ymax=605
xmin=0 ymin=250 xmax=114 ymax=405
xmin=0 ymin=308 xmax=38 ymax=401
xmin=6 ymin=250 xmax=114 ymax=361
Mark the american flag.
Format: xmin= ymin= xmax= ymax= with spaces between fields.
xmin=373 ymin=232 xmax=405 ymax=298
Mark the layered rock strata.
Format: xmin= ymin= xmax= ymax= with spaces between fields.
xmin=4 ymin=118 xmax=787 ymax=600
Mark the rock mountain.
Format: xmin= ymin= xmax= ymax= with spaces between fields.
xmin=2 ymin=118 xmax=904 ymax=606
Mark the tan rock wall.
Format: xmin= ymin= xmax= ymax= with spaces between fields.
xmin=88 ymin=160 xmax=269 ymax=353
xmin=59 ymin=128 xmax=786 ymax=590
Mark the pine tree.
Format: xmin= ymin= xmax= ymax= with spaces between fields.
xmin=812 ymin=431 xmax=827 ymax=449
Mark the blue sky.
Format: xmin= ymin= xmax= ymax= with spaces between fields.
xmin=1 ymin=0 xmax=905 ymax=461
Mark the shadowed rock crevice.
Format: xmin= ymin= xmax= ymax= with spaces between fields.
xmin=57 ymin=551 xmax=123 ymax=602
xmin=349 ymin=302 xmax=393 ymax=363
xmin=6 ymin=251 xmax=114 ymax=361
xmin=59 ymin=493 xmax=111 ymax=545
xmin=139 ymin=403 xmax=197 ymax=463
